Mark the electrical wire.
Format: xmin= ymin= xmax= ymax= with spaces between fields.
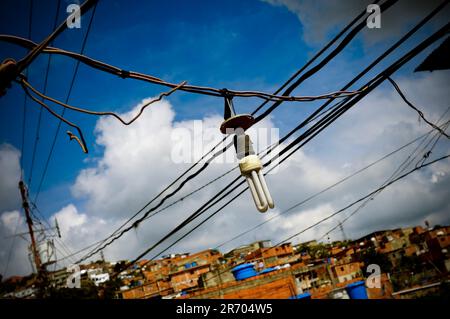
xmin=2 ymin=213 xmax=22 ymax=277
xmin=215 ymin=118 xmax=450 ymax=250
xmin=113 ymin=22 xmax=450 ymax=276
xmin=260 ymin=0 xmax=450 ymax=161
xmin=200 ymin=151 xmax=450 ymax=287
xmin=4 ymin=0 xmax=390 ymax=270
xmin=27 ymin=0 xmax=62 ymax=190
xmin=32 ymin=1 xmax=98 ymax=205
xmin=19 ymin=0 xmax=34 ymax=181
xmin=20 ymin=76 xmax=368 ymax=122
xmin=320 ymin=111 xmax=450 ymax=241
xmin=29 ymin=202 xmax=77 ymax=264
xmin=4 ymin=0 xmax=33 ymax=277
xmin=73 ymin=1 xmax=391 ymax=262
xmin=15 ymin=0 xmax=98 ymax=74
xmin=277 ymin=154 xmax=450 ymax=245
xmin=4 ymin=43 xmax=373 ymax=103
xmin=387 ymin=76 xmax=450 ymax=138
xmin=19 ymin=80 xmax=89 ymax=153
xmin=252 ymin=0 xmax=399 ymax=122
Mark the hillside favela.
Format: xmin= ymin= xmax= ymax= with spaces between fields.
xmin=1 ymin=223 xmax=449 ymax=299
xmin=2 ymin=0 xmax=450 ymax=310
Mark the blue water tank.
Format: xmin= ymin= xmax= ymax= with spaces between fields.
xmin=231 ymin=263 xmax=258 ymax=281
xmin=289 ymin=292 xmax=311 ymax=299
xmin=345 ymin=281 xmax=368 ymax=299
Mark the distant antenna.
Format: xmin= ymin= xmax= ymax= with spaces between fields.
xmin=339 ymin=221 xmax=347 ymax=241
xmin=55 ymin=218 xmax=61 ymax=238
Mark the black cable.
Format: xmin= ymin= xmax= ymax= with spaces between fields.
xmin=5 ymin=0 xmax=33 ymax=277
xmin=260 ymin=0 xmax=450 ymax=160
xmin=215 ymin=118 xmax=450 ymax=250
xmin=251 ymin=0 xmax=382 ymax=116
xmin=152 ymin=117 xmax=450 ymax=266
xmin=33 ymin=2 xmax=98 ymax=205
xmin=29 ymin=201 xmax=77 ymax=264
xmin=19 ymin=0 xmax=34 ymax=180
xmin=16 ymin=0 xmax=98 ymax=73
xmin=320 ymin=111 xmax=450 ymax=241
xmin=277 ymin=154 xmax=450 ymax=245
xmin=76 ymin=0 xmax=388 ymax=261
xmin=252 ymin=0 xmax=399 ymax=122
xmin=265 ymin=20 xmax=450 ymax=171
xmin=117 ymin=22 xmax=450 ymax=274
xmin=28 ymin=0 xmax=61 ymax=190
xmin=387 ymin=76 xmax=450 ymax=138
xmin=200 ymin=152 xmax=450 ymax=287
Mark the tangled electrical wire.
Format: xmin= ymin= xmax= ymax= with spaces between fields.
xmin=5 ymin=57 xmax=368 ymax=154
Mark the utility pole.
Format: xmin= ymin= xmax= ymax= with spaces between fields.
xmin=339 ymin=221 xmax=347 ymax=242
xmin=18 ymin=181 xmax=42 ymax=272
xmin=19 ymin=180 xmax=47 ymax=296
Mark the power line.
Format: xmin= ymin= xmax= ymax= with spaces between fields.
xmin=33 ymin=1 xmax=98 ymax=205
xmin=252 ymin=0 xmax=398 ymax=123
xmin=144 ymin=118 xmax=450 ymax=270
xmin=15 ymin=0 xmax=98 ymax=74
xmin=141 ymin=143 xmax=450 ymax=288
xmin=245 ymin=0 xmax=450 ymax=166
xmin=19 ymin=0 xmax=34 ymax=180
xmin=321 ymin=131 xmax=449 ymax=242
xmin=2 ymin=213 xmax=22 ymax=277
xmin=20 ymin=77 xmax=367 ymax=123
xmin=4 ymin=0 xmax=33 ymax=277
xmin=1 ymin=0 xmax=391 ymax=157
xmin=277 ymin=154 xmax=450 ymax=245
xmin=320 ymin=110 xmax=450 ymax=241
xmin=29 ymin=202 xmax=77 ymax=264
xmin=115 ymin=21 xmax=450 ymax=275
xmin=5 ymin=0 xmax=392 ymax=268
xmin=74 ymin=0 xmax=389 ymax=262
xmin=387 ymin=76 xmax=450 ymax=138
xmin=215 ymin=119 xmax=450 ymax=250
xmin=27 ymin=0 xmax=62 ymax=190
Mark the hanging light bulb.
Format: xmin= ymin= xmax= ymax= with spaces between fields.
xmin=234 ymin=132 xmax=274 ymax=212
xmin=220 ymin=91 xmax=275 ymax=213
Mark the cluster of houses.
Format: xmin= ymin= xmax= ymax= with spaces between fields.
xmin=2 ymin=224 xmax=449 ymax=299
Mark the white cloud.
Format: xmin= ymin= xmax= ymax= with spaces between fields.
xmin=0 ymin=210 xmax=22 ymax=233
xmin=59 ymin=71 xmax=449 ymax=262
xmin=2 ymin=71 xmax=450 ymax=276
xmin=56 ymin=70 xmax=447 ymax=261
xmin=261 ymin=0 xmax=449 ymax=46
xmin=0 ymin=144 xmax=21 ymax=213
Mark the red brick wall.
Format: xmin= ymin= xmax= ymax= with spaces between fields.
xmin=220 ymin=276 xmax=297 ymax=299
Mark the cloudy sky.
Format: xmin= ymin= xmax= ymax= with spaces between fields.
xmin=0 ymin=0 xmax=449 ymax=278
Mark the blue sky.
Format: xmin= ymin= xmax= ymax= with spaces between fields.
xmin=0 ymin=0 xmax=310 ymax=212
xmin=1 ymin=0 xmax=449 ymax=276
